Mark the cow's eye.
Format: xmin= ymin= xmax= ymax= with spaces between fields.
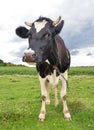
xmin=27 ymin=32 xmax=32 ymax=38
xmin=44 ymin=33 xmax=50 ymax=39
xmin=29 ymin=34 xmax=32 ymax=38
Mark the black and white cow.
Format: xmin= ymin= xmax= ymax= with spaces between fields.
xmin=15 ymin=16 xmax=71 ymax=121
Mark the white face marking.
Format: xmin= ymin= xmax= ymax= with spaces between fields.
xmin=34 ymin=20 xmax=47 ymax=33
xmin=24 ymin=48 xmax=35 ymax=54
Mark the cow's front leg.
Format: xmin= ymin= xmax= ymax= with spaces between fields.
xmin=45 ymin=80 xmax=50 ymax=105
xmin=38 ymin=76 xmax=48 ymax=121
xmin=60 ymin=71 xmax=71 ymax=120
xmin=54 ymin=86 xmax=59 ymax=107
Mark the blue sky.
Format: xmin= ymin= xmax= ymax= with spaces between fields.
xmin=0 ymin=0 xmax=94 ymax=66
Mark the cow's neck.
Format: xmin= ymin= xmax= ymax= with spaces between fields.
xmin=36 ymin=61 xmax=60 ymax=78
xmin=48 ymin=40 xmax=59 ymax=67
xmin=48 ymin=51 xmax=58 ymax=65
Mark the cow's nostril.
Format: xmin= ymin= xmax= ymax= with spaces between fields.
xmin=32 ymin=53 xmax=36 ymax=57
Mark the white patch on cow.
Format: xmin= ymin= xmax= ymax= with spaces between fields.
xmin=24 ymin=48 xmax=35 ymax=54
xmin=45 ymin=59 xmax=50 ymax=64
xmin=54 ymin=86 xmax=59 ymax=106
xmin=60 ymin=70 xmax=71 ymax=120
xmin=46 ymin=70 xmax=59 ymax=87
xmin=60 ymin=70 xmax=68 ymax=98
xmin=34 ymin=20 xmax=47 ymax=33
xmin=39 ymin=75 xmax=48 ymax=96
xmin=38 ymin=75 xmax=47 ymax=121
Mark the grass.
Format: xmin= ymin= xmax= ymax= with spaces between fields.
xmin=0 ymin=66 xmax=94 ymax=130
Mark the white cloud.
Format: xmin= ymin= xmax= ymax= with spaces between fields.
xmin=71 ymin=47 xmax=94 ymax=66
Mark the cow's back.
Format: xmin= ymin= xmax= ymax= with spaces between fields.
xmin=55 ymin=35 xmax=70 ymax=73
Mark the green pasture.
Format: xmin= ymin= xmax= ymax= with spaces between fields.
xmin=0 ymin=66 xmax=94 ymax=130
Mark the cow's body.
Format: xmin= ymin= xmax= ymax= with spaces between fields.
xmin=15 ymin=16 xmax=71 ymax=121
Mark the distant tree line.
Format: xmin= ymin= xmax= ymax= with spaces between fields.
xmin=0 ymin=59 xmax=23 ymax=66
xmin=0 ymin=59 xmax=7 ymax=66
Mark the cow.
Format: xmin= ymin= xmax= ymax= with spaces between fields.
xmin=15 ymin=16 xmax=71 ymax=121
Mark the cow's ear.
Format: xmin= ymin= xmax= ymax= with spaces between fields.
xmin=15 ymin=26 xmax=29 ymax=38
xmin=53 ymin=20 xmax=64 ymax=36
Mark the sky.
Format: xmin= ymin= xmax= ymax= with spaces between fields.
xmin=0 ymin=0 xmax=94 ymax=66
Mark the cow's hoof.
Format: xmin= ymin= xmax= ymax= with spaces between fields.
xmin=38 ymin=113 xmax=45 ymax=121
xmin=64 ymin=111 xmax=71 ymax=121
xmin=64 ymin=116 xmax=71 ymax=121
xmin=46 ymin=99 xmax=50 ymax=105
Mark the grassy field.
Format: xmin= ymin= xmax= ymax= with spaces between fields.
xmin=0 ymin=66 xmax=94 ymax=130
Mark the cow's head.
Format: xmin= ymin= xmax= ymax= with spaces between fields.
xmin=16 ymin=16 xmax=64 ymax=64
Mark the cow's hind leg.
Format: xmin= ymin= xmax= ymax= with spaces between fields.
xmin=60 ymin=70 xmax=71 ymax=120
xmin=38 ymin=76 xmax=49 ymax=121
xmin=45 ymin=80 xmax=50 ymax=105
xmin=54 ymin=86 xmax=59 ymax=107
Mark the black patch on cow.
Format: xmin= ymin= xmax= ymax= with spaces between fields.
xmin=36 ymin=62 xmax=60 ymax=78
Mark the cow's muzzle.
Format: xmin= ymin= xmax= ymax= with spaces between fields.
xmin=22 ymin=49 xmax=36 ymax=63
